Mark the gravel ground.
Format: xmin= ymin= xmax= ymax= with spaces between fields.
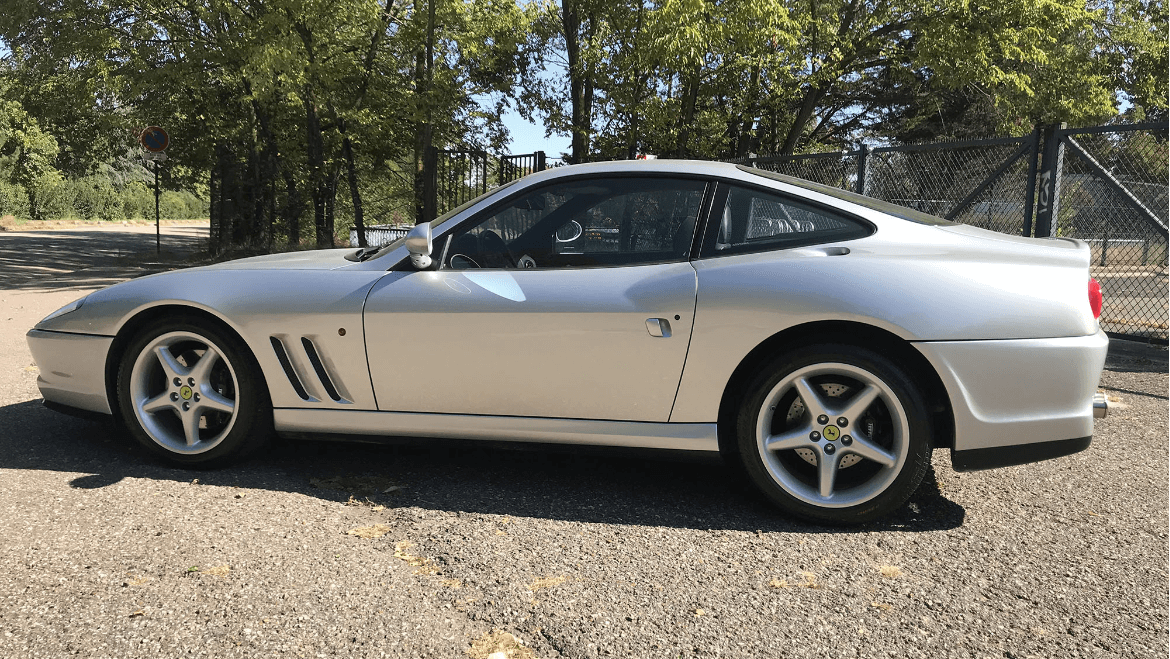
xmin=1 ymin=227 xmax=1166 ymax=658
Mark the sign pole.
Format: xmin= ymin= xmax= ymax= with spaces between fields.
xmin=154 ymin=161 xmax=161 ymax=255
xmin=138 ymin=126 xmax=169 ymax=257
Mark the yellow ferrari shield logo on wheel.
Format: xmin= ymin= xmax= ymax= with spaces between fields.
xmin=823 ymin=425 xmax=840 ymax=441
xmin=179 ymin=386 xmax=193 ymax=400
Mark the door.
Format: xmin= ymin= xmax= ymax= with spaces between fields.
xmin=363 ymin=176 xmax=709 ymax=422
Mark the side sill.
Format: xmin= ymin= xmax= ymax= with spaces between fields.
xmin=273 ymin=409 xmax=720 ymax=452
xmin=42 ymin=400 xmax=115 ymax=424
xmin=951 ymin=436 xmax=1091 ymax=472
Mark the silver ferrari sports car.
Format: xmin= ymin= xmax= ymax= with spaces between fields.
xmin=27 ymin=160 xmax=1110 ymax=524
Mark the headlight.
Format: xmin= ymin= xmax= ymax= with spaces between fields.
xmin=39 ymin=296 xmax=88 ymax=324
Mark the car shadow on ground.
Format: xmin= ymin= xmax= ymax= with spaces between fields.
xmin=0 ymin=398 xmax=965 ymax=534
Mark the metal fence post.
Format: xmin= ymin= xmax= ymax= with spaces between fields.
xmin=1022 ymin=124 xmax=1042 ymax=237
xmin=535 ymin=151 xmax=546 ymax=172
xmin=1035 ymin=122 xmax=1066 ymax=238
xmin=856 ymin=145 xmax=870 ymax=195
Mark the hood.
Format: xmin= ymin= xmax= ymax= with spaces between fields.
xmin=198 ymin=248 xmax=357 ymax=271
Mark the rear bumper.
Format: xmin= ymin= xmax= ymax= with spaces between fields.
xmin=26 ymin=329 xmax=114 ymax=415
xmin=914 ymin=329 xmax=1108 ymax=458
xmin=952 ymin=436 xmax=1090 ymax=472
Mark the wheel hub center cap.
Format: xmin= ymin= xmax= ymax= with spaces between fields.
xmin=179 ymin=385 xmax=193 ymax=400
xmin=822 ymin=425 xmax=840 ymax=441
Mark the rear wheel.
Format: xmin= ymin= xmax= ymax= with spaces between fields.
xmin=736 ymin=344 xmax=932 ymax=524
xmin=116 ymin=316 xmax=271 ymax=467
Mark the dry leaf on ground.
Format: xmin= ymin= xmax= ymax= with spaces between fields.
xmin=879 ymin=565 xmax=902 ymax=579
xmin=528 ymin=575 xmax=567 ymax=592
xmin=393 ymin=540 xmax=438 ymax=574
xmin=201 ymin=564 xmax=230 ymax=577
xmin=348 ymin=524 xmax=392 ymax=539
xmin=467 ymin=630 xmax=534 ymax=659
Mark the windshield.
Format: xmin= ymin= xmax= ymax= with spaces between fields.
xmin=737 ymin=165 xmax=956 ymax=226
xmin=368 ymin=179 xmax=522 ymax=258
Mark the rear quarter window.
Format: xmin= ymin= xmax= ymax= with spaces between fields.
xmin=736 ymin=164 xmax=957 ymax=226
xmin=701 ymin=183 xmax=873 ymax=257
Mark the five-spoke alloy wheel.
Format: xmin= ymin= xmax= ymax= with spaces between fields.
xmin=736 ymin=344 xmax=932 ymax=524
xmin=117 ymin=316 xmax=271 ymax=466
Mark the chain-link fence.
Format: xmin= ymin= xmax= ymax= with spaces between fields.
xmin=746 ymin=152 xmax=862 ymax=191
xmin=737 ymin=123 xmax=1168 ymax=342
xmin=1053 ymin=124 xmax=1168 ymax=342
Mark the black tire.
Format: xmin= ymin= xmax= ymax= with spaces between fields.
xmin=116 ymin=315 xmax=272 ymax=467
xmin=735 ymin=343 xmax=932 ymax=525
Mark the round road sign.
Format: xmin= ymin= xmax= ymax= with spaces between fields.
xmin=140 ymin=126 xmax=169 ymax=152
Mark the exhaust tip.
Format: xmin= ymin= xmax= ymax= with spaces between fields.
xmin=1093 ymin=392 xmax=1109 ymax=419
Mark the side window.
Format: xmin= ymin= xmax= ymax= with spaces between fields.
xmin=704 ymin=184 xmax=871 ymax=257
xmin=444 ymin=177 xmax=707 ymax=270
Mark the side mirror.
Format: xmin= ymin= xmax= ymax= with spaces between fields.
xmin=405 ymin=223 xmax=432 ymax=269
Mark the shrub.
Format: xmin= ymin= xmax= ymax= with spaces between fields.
xmin=0 ymin=181 xmax=30 ymax=219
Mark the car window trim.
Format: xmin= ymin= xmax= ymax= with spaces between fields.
xmin=695 ymin=178 xmax=876 ymax=259
xmin=412 ymin=172 xmax=715 ymax=272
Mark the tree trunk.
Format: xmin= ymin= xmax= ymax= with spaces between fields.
xmin=283 ymin=170 xmax=301 ymax=245
xmin=341 ymin=128 xmax=367 ymax=247
xmin=779 ymin=83 xmax=828 ymax=155
xmin=674 ymin=67 xmax=700 ymax=158
xmin=563 ymin=1 xmax=592 ymax=163
xmin=302 ymin=88 xmax=330 ymax=247
xmin=736 ymin=64 xmax=762 ymax=157
xmin=208 ymin=151 xmax=219 ymax=254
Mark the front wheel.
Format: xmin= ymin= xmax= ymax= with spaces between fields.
xmin=116 ymin=316 xmax=271 ymax=467
xmin=736 ymin=344 xmax=933 ymax=525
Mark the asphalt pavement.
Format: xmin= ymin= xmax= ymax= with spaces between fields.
xmin=0 ymin=224 xmax=1166 ymax=658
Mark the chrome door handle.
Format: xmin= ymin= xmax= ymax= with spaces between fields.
xmin=645 ymin=318 xmax=672 ymax=338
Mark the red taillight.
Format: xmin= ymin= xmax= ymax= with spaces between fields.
xmin=1088 ymin=278 xmax=1103 ymax=319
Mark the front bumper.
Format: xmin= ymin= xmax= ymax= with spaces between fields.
xmin=26 ymin=329 xmax=114 ymax=415
xmin=914 ymin=329 xmax=1109 ymax=468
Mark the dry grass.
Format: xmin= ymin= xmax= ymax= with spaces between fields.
xmin=124 ymin=575 xmax=151 ymax=586
xmin=344 ymin=495 xmax=386 ymax=511
xmin=528 ymin=576 xmax=567 ymax=592
xmin=201 ymin=564 xmax=231 ymax=577
xmin=393 ymin=541 xmax=438 ymax=574
xmin=441 ymin=578 xmax=463 ymax=589
xmin=879 ymin=565 xmax=902 ymax=579
xmin=466 ymin=630 xmax=535 ymax=659
xmin=347 ymin=524 xmax=392 ymax=539
xmin=768 ymin=572 xmax=821 ymax=589
xmin=870 ymin=602 xmax=893 ymax=612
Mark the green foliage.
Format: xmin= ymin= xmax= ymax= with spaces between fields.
xmin=0 ymin=0 xmax=1163 ymax=238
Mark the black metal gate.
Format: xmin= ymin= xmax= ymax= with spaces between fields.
xmin=1036 ymin=122 xmax=1169 ymax=342
xmin=422 ymin=148 xmax=549 ymax=221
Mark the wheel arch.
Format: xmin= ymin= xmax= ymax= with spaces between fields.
xmin=104 ymin=304 xmax=267 ymax=422
xmin=715 ymin=320 xmax=955 ymax=461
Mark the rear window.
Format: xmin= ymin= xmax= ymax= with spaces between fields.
xmin=737 ymin=165 xmax=956 ymax=226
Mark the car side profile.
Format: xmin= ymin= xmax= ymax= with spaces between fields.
xmin=27 ymin=160 xmax=1109 ymax=524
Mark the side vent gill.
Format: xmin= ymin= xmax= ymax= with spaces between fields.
xmin=270 ymin=336 xmax=311 ymax=401
xmin=301 ymin=337 xmax=344 ymax=403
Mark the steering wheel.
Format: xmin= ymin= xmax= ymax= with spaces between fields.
xmin=478 ymin=229 xmax=517 ymax=269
